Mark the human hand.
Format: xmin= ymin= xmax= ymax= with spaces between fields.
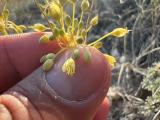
xmin=0 ymin=32 xmax=110 ymax=120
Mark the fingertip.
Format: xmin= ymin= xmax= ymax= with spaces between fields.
xmin=0 ymin=32 xmax=60 ymax=92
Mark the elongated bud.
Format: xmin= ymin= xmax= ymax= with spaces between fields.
xmin=104 ymin=54 xmax=116 ymax=68
xmin=83 ymin=49 xmax=91 ymax=63
xmin=46 ymin=53 xmax=56 ymax=60
xmin=72 ymin=49 xmax=80 ymax=60
xmin=48 ymin=2 xmax=62 ymax=20
xmin=110 ymin=28 xmax=129 ymax=37
xmin=39 ymin=35 xmax=50 ymax=44
xmin=74 ymin=18 xmax=79 ymax=28
xmin=81 ymin=0 xmax=90 ymax=12
xmin=79 ymin=21 xmax=84 ymax=30
xmin=90 ymin=15 xmax=99 ymax=26
xmin=31 ymin=23 xmax=48 ymax=32
xmin=65 ymin=15 xmax=71 ymax=26
xmin=93 ymin=42 xmax=103 ymax=49
xmin=42 ymin=59 xmax=54 ymax=72
xmin=81 ymin=29 xmax=87 ymax=39
xmin=2 ymin=9 xmax=9 ymax=20
xmin=19 ymin=25 xmax=27 ymax=31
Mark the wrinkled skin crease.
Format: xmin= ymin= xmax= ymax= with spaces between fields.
xmin=0 ymin=32 xmax=111 ymax=120
xmin=6 ymin=67 xmax=109 ymax=120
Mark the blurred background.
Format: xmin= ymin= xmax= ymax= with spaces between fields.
xmin=1 ymin=0 xmax=160 ymax=119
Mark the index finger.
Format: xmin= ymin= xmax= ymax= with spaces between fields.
xmin=0 ymin=32 xmax=60 ymax=93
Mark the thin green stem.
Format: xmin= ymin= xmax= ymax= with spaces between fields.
xmin=80 ymin=11 xmax=84 ymax=23
xmin=72 ymin=3 xmax=76 ymax=34
xmin=86 ymin=25 xmax=92 ymax=32
xmin=60 ymin=6 xmax=65 ymax=32
xmin=89 ymin=32 xmax=112 ymax=46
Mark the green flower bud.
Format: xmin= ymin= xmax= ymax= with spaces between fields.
xmin=81 ymin=0 xmax=90 ymax=12
xmin=31 ymin=23 xmax=48 ymax=32
xmin=78 ymin=21 xmax=84 ymax=30
xmin=39 ymin=35 xmax=50 ymax=44
xmin=2 ymin=9 xmax=9 ymax=20
xmin=59 ymin=29 xmax=65 ymax=36
xmin=81 ymin=29 xmax=87 ymax=38
xmin=74 ymin=18 xmax=79 ymax=28
xmin=77 ymin=37 xmax=84 ymax=44
xmin=42 ymin=59 xmax=54 ymax=72
xmin=48 ymin=2 xmax=62 ymax=20
xmin=90 ymin=15 xmax=99 ymax=26
xmin=83 ymin=49 xmax=91 ymax=63
xmin=65 ymin=15 xmax=71 ymax=26
xmin=19 ymin=25 xmax=27 ymax=31
xmin=46 ymin=53 xmax=56 ymax=60
xmin=72 ymin=49 xmax=80 ymax=60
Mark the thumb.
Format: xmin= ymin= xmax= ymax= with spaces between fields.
xmin=0 ymin=45 xmax=111 ymax=120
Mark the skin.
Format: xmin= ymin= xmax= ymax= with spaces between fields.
xmin=0 ymin=32 xmax=110 ymax=120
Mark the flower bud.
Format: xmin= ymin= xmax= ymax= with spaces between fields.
xmin=46 ymin=53 xmax=56 ymax=60
xmin=90 ymin=15 xmax=99 ymax=26
xmin=72 ymin=49 xmax=80 ymax=60
xmin=39 ymin=35 xmax=50 ymax=44
xmin=93 ymin=42 xmax=103 ymax=49
xmin=83 ymin=49 xmax=91 ymax=63
xmin=48 ymin=2 xmax=62 ymax=20
xmin=81 ymin=0 xmax=90 ymax=12
xmin=104 ymin=54 xmax=116 ymax=68
xmin=78 ymin=21 xmax=84 ymax=30
xmin=110 ymin=28 xmax=129 ymax=37
xmin=65 ymin=15 xmax=71 ymax=26
xmin=42 ymin=59 xmax=54 ymax=72
xmin=74 ymin=18 xmax=79 ymax=28
xmin=77 ymin=37 xmax=84 ymax=44
xmin=81 ymin=29 xmax=87 ymax=38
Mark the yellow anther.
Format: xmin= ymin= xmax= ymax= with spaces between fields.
xmin=62 ymin=58 xmax=76 ymax=76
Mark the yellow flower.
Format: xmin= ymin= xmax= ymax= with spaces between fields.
xmin=48 ymin=2 xmax=62 ymax=20
xmin=104 ymin=54 xmax=116 ymax=68
xmin=62 ymin=58 xmax=76 ymax=76
xmin=110 ymin=27 xmax=129 ymax=37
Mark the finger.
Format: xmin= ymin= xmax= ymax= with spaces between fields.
xmin=0 ymin=32 xmax=60 ymax=93
xmin=0 ymin=45 xmax=111 ymax=120
xmin=93 ymin=97 xmax=110 ymax=120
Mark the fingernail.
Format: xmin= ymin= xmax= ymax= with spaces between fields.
xmin=46 ymin=46 xmax=111 ymax=101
